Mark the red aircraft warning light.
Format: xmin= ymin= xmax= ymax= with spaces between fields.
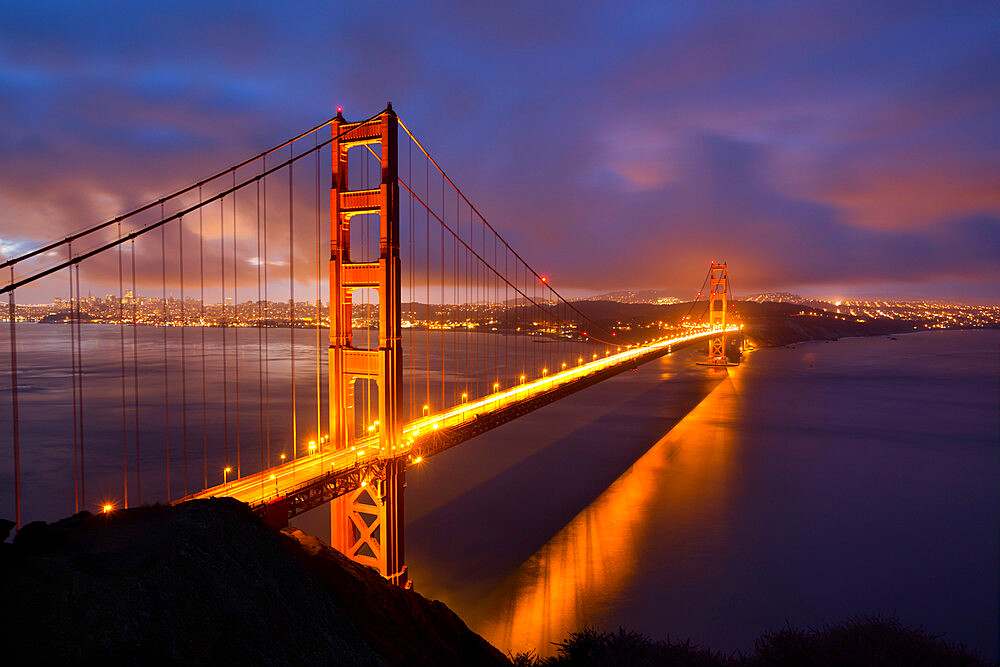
xmin=540 ymin=275 xmax=548 ymax=283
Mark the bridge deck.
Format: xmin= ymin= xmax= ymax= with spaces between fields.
xmin=179 ymin=327 xmax=738 ymax=511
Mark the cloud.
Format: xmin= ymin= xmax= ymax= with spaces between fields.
xmin=0 ymin=0 xmax=998 ymax=301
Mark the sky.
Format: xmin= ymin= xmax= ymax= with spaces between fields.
xmin=1 ymin=0 xmax=998 ymax=302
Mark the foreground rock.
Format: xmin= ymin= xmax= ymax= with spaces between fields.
xmin=1 ymin=499 xmax=509 ymax=666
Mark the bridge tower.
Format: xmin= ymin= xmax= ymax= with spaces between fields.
xmin=708 ymin=262 xmax=728 ymax=362
xmin=328 ymin=106 xmax=406 ymax=586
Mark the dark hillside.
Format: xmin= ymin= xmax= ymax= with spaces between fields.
xmin=569 ymin=300 xmax=916 ymax=346
xmin=1 ymin=499 xmax=509 ymax=666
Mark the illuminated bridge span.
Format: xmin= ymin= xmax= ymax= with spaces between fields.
xmin=1 ymin=106 xmax=739 ymax=586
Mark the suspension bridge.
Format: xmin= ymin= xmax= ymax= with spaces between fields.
xmin=1 ymin=105 xmax=739 ymax=586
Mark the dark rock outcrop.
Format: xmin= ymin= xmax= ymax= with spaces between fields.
xmin=1 ymin=499 xmax=509 ymax=666
xmin=283 ymin=529 xmax=508 ymax=666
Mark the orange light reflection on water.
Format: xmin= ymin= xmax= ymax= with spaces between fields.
xmin=473 ymin=369 xmax=742 ymax=656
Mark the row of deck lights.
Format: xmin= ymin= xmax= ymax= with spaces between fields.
xmin=98 ymin=330 xmax=723 ymax=511
xmin=236 ymin=331 xmax=723 ymax=481
xmin=442 ymin=331 xmax=701 ymax=462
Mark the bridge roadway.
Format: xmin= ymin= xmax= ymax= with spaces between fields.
xmin=179 ymin=326 xmax=739 ymax=514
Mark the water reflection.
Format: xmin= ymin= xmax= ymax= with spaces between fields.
xmin=474 ymin=370 xmax=741 ymax=656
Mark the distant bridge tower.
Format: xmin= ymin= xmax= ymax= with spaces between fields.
xmin=708 ymin=262 xmax=728 ymax=362
xmin=328 ymin=106 xmax=406 ymax=586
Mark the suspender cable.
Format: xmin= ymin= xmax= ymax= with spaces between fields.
xmin=1 ymin=114 xmax=349 ymax=273
xmin=220 ymin=198 xmax=228 ymax=473
xmin=2 ymin=110 xmax=387 ymax=297
xmin=263 ymin=157 xmax=271 ymax=466
xmin=161 ymin=222 xmax=170 ymax=502
xmin=425 ymin=154 xmax=429 ymax=410
xmin=468 ymin=204 xmax=472 ymax=394
xmin=315 ymin=132 xmax=322 ymax=448
xmin=494 ymin=234 xmax=498 ymax=389
xmin=478 ymin=220 xmax=483 ymax=398
xmin=408 ymin=136 xmax=414 ymax=421
xmin=289 ymin=150 xmax=297 ymax=463
xmin=453 ymin=195 xmax=458 ymax=405
xmin=75 ymin=264 xmax=85 ymax=510
xmin=8 ymin=270 xmax=21 ymax=529
xmin=364 ymin=151 xmax=372 ymax=437
xmin=400 ymin=180 xmax=596 ymax=349
xmin=199 ymin=186 xmax=207 ymax=490
xmin=179 ymin=216 xmax=188 ymax=497
xmin=130 ymin=239 xmax=141 ymax=504
xmin=117 ymin=226 xmax=128 ymax=507
xmin=68 ymin=245 xmax=79 ymax=514
xmin=463 ymin=201 xmax=468 ymax=399
xmin=440 ymin=173 xmax=447 ymax=405
xmin=232 ymin=174 xmax=241 ymax=478
xmin=256 ymin=179 xmax=264 ymax=492
xmin=482 ymin=219 xmax=487 ymax=391
xmin=398 ymin=118 xmax=616 ymax=343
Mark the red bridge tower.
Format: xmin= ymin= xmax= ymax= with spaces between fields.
xmin=708 ymin=262 xmax=729 ymax=363
xmin=328 ymin=106 xmax=406 ymax=586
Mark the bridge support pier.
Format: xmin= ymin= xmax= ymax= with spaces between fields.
xmin=327 ymin=106 xmax=406 ymax=586
xmin=329 ymin=460 xmax=406 ymax=585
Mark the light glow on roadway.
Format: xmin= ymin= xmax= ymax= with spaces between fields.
xmin=179 ymin=326 xmax=738 ymax=508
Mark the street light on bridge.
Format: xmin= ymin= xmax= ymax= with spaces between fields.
xmin=224 ymin=466 xmax=232 ymax=490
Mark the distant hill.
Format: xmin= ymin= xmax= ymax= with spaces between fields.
xmin=563 ymin=300 xmax=922 ymax=347
xmin=744 ymin=291 xmax=807 ymax=303
xmin=571 ymin=289 xmax=682 ymax=305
